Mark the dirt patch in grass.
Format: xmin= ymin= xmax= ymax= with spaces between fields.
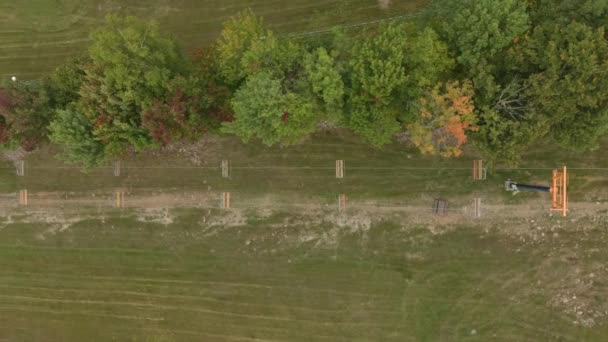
xmin=135 ymin=208 xmax=174 ymax=225
xmin=378 ymin=0 xmax=392 ymax=9
xmin=145 ymin=135 xmax=220 ymax=166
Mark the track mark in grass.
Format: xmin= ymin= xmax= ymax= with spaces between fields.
xmin=0 ymin=244 xmax=171 ymax=254
xmin=113 ymin=327 xmax=285 ymax=342
xmin=3 ymin=271 xmax=391 ymax=298
xmin=0 ymin=294 xmax=399 ymax=327
xmin=0 ymin=284 xmax=399 ymax=315
xmin=502 ymin=317 xmax=577 ymax=342
xmin=0 ymin=305 xmax=163 ymax=321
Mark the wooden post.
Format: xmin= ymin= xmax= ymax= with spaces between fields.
xmin=338 ymin=194 xmax=346 ymax=211
xmin=18 ymin=189 xmax=28 ymax=206
xmin=221 ymin=192 xmax=231 ymax=209
xmin=16 ymin=160 xmax=24 ymax=176
xmin=113 ymin=161 xmax=121 ymax=177
xmin=221 ymin=160 xmax=231 ymax=178
xmin=473 ymin=160 xmax=486 ymax=180
xmin=336 ymin=160 xmax=344 ymax=179
xmin=115 ymin=191 xmax=125 ymax=208
xmin=473 ymin=198 xmax=481 ymax=218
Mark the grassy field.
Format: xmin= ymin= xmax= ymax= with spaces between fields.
xmin=2 ymin=132 xmax=607 ymax=213
xmin=1 ymin=208 xmax=608 ymax=341
xmin=1 ymin=133 xmax=608 ymax=340
xmin=2 ymin=2 xmax=608 ymax=340
xmin=0 ymin=0 xmax=429 ymax=79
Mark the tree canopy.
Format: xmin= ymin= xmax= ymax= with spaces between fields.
xmin=222 ymin=72 xmax=318 ymax=146
xmin=407 ymin=80 xmax=477 ymax=157
xmin=521 ymin=21 xmax=608 ymax=150
xmin=0 ymin=80 xmax=52 ymax=151
xmin=441 ymin=0 xmax=529 ymax=68
xmin=48 ymin=15 xmax=197 ymax=166
xmin=303 ymin=47 xmax=345 ymax=120
xmin=346 ymin=23 xmax=408 ymax=146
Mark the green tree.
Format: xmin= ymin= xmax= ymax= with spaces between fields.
xmin=347 ymin=96 xmax=401 ymax=146
xmin=88 ymin=15 xmax=185 ymax=108
xmin=57 ymin=15 xmax=189 ymax=161
xmin=216 ymin=10 xmax=308 ymax=90
xmin=49 ymin=105 xmax=105 ymax=168
xmin=0 ymin=80 xmax=52 ymax=151
xmin=142 ymin=76 xmax=213 ymax=145
xmin=443 ymin=0 xmax=529 ymax=68
xmin=404 ymin=27 xmax=454 ymax=94
xmin=346 ymin=23 xmax=407 ymax=146
xmin=436 ymin=0 xmax=529 ymax=100
xmin=217 ymin=9 xmax=272 ymax=85
xmin=473 ymin=106 xmax=547 ymax=165
xmin=529 ymin=0 xmax=608 ymax=28
xmin=191 ymin=46 xmax=234 ymax=125
xmin=350 ymin=23 xmax=408 ymax=104
xmin=522 ymin=21 xmax=608 ymax=150
xmin=222 ymin=72 xmax=318 ymax=146
xmin=44 ymin=56 xmax=87 ymax=109
xmin=303 ymin=47 xmax=345 ymax=121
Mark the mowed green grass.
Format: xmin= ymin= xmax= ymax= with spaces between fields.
xmin=1 ymin=210 xmax=607 ymax=341
xmin=2 ymin=132 xmax=607 ymax=212
xmin=0 ymin=0 xmax=429 ymax=79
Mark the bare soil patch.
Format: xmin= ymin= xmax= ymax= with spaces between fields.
xmin=378 ymin=0 xmax=392 ymax=9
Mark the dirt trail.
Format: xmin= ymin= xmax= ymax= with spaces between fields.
xmin=1 ymin=188 xmax=605 ymax=223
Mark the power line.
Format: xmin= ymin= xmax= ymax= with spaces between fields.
xmin=282 ymin=12 xmax=424 ymax=39
xmin=3 ymin=166 xmax=608 ymax=171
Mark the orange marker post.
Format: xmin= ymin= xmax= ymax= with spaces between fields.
xmin=550 ymin=166 xmax=568 ymax=217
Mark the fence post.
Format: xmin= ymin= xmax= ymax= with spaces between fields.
xmin=336 ymin=160 xmax=344 ymax=179
xmin=473 ymin=198 xmax=482 ymax=218
xmin=16 ymin=160 xmax=25 ymax=176
xmin=473 ymin=160 xmax=487 ymax=181
xmin=113 ymin=161 xmax=121 ymax=177
xmin=221 ymin=192 xmax=231 ymax=209
xmin=338 ymin=194 xmax=346 ymax=211
xmin=115 ymin=191 xmax=125 ymax=208
xmin=221 ymin=160 xmax=231 ymax=178
xmin=18 ymin=189 xmax=28 ymax=206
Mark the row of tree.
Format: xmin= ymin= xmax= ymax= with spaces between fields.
xmin=0 ymin=0 xmax=606 ymax=167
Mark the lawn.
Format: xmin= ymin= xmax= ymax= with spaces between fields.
xmin=0 ymin=0 xmax=429 ymax=79
xmin=1 ymin=132 xmax=607 ymax=341
xmin=2 ymin=132 xmax=607 ymax=213
xmin=2 ymin=1 xmax=608 ymax=340
xmin=1 ymin=208 xmax=607 ymax=341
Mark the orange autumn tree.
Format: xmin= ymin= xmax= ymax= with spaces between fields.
xmin=407 ymin=80 xmax=477 ymax=157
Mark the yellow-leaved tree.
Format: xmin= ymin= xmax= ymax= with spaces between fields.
xmin=407 ymin=80 xmax=477 ymax=157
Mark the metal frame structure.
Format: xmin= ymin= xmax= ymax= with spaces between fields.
xmin=505 ymin=165 xmax=569 ymax=217
xmin=550 ymin=166 xmax=568 ymax=217
xmin=432 ymin=199 xmax=448 ymax=215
